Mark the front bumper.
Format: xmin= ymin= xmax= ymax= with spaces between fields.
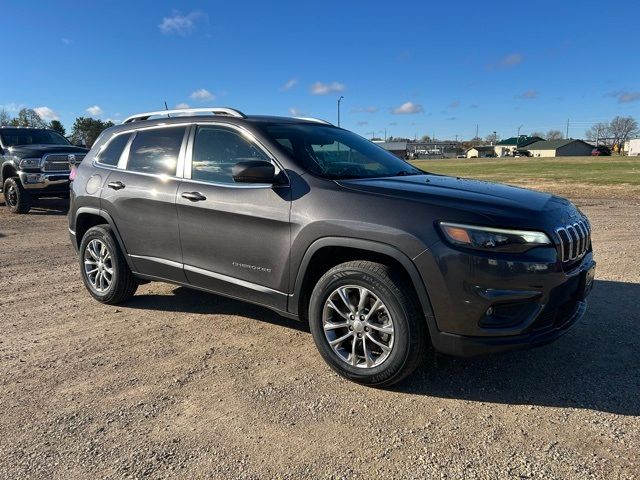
xmin=18 ymin=171 xmax=70 ymax=193
xmin=415 ymin=241 xmax=595 ymax=357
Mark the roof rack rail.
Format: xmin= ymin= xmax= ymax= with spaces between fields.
xmin=293 ymin=116 xmax=333 ymax=126
xmin=122 ymin=107 xmax=246 ymax=124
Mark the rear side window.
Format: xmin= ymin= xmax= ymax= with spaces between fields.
xmin=96 ymin=133 xmax=131 ymax=166
xmin=126 ymin=126 xmax=186 ymax=175
xmin=191 ymin=126 xmax=270 ymax=183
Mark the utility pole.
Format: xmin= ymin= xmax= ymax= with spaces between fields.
xmin=492 ymin=130 xmax=497 ymax=145
xmin=384 ymin=128 xmax=387 ymax=142
xmin=475 ymin=124 xmax=479 ymax=139
xmin=337 ymin=96 xmax=344 ymax=127
xmin=566 ymin=118 xmax=570 ymax=139
xmin=517 ymin=125 xmax=523 ymax=151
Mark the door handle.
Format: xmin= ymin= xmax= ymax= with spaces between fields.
xmin=181 ymin=191 xmax=207 ymax=202
xmin=107 ymin=181 xmax=126 ymax=190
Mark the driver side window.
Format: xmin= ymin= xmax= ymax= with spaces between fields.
xmin=191 ymin=126 xmax=270 ymax=184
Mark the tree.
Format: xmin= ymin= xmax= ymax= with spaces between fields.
xmin=70 ymin=117 xmax=114 ymax=147
xmin=546 ymin=130 xmax=564 ymax=140
xmin=420 ymin=135 xmax=432 ymax=142
xmin=530 ymin=131 xmax=544 ymax=139
xmin=608 ymin=116 xmax=638 ymax=153
xmin=9 ymin=108 xmax=48 ymax=128
xmin=0 ymin=108 xmax=13 ymax=126
xmin=49 ymin=120 xmax=66 ymax=136
xmin=585 ymin=122 xmax=611 ymax=145
xmin=484 ymin=132 xmax=500 ymax=144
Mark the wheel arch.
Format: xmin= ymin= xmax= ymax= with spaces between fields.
xmin=289 ymin=237 xmax=436 ymax=334
xmin=73 ymin=207 xmax=135 ymax=271
xmin=1 ymin=162 xmax=18 ymax=186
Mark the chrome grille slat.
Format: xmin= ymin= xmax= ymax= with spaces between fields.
xmin=42 ymin=153 xmax=85 ymax=172
xmin=555 ymin=219 xmax=591 ymax=264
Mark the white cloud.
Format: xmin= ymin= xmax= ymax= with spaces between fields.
xmin=501 ymin=53 xmax=523 ymax=66
xmin=86 ymin=105 xmax=104 ymax=117
xmin=517 ymin=90 xmax=538 ymax=99
xmin=449 ymin=100 xmax=460 ymax=108
xmin=289 ymin=107 xmax=304 ymax=116
xmin=351 ymin=105 xmax=378 ymax=113
xmin=175 ymin=102 xmax=190 ymax=109
xmin=159 ymin=11 xmax=206 ymax=36
xmin=62 ymin=38 xmax=72 ymax=45
xmin=392 ymin=101 xmax=424 ymax=114
xmin=34 ymin=106 xmax=58 ymax=121
xmin=280 ymin=78 xmax=298 ymax=91
xmin=190 ymin=88 xmax=215 ymax=101
xmin=357 ymin=121 xmax=368 ymax=126
xmin=310 ymin=81 xmax=345 ymax=95
xmin=608 ymin=90 xmax=640 ymax=103
xmin=0 ymin=103 xmax=24 ymax=112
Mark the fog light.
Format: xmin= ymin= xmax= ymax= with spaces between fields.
xmin=486 ymin=307 xmax=494 ymax=316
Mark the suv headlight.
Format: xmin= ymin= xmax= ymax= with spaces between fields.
xmin=19 ymin=158 xmax=41 ymax=168
xmin=438 ymin=222 xmax=551 ymax=253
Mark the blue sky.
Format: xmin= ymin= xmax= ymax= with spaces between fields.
xmin=2 ymin=0 xmax=638 ymax=140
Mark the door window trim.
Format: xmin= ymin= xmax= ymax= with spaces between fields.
xmin=94 ymin=123 xmax=191 ymax=179
xmin=182 ymin=122 xmax=289 ymax=188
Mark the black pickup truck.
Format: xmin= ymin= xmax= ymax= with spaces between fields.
xmin=0 ymin=126 xmax=88 ymax=213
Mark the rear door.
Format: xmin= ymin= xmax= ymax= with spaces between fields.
xmin=176 ymin=123 xmax=291 ymax=310
xmin=100 ymin=124 xmax=189 ymax=283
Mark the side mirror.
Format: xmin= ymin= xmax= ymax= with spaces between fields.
xmin=232 ymin=160 xmax=275 ymax=184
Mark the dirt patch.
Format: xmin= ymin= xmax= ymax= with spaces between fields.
xmin=0 ymin=193 xmax=638 ymax=479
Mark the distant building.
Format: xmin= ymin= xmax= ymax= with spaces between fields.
xmin=494 ymin=136 xmax=545 ymax=156
xmin=525 ymin=139 xmax=594 ymax=157
xmin=466 ymin=146 xmax=497 ymax=158
xmin=373 ymin=141 xmax=408 ymax=158
xmin=626 ymin=138 xmax=640 ymax=156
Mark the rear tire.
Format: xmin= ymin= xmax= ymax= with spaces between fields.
xmin=79 ymin=225 xmax=138 ymax=304
xmin=3 ymin=177 xmax=32 ymax=214
xmin=308 ymin=260 xmax=428 ymax=387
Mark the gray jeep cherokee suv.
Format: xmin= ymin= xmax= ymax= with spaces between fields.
xmin=68 ymin=107 xmax=596 ymax=386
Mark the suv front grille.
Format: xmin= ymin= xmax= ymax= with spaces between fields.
xmin=555 ymin=219 xmax=591 ymax=263
xmin=42 ymin=153 xmax=85 ymax=172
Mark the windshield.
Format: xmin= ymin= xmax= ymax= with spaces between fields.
xmin=0 ymin=129 xmax=71 ymax=147
xmin=261 ymin=124 xmax=423 ymax=180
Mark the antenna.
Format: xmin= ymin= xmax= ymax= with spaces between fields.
xmin=164 ymin=101 xmax=170 ymax=118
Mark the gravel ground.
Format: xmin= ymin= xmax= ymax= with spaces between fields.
xmin=0 ymin=187 xmax=638 ymax=479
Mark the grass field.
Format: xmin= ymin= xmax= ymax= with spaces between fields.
xmin=410 ymin=156 xmax=640 ymax=187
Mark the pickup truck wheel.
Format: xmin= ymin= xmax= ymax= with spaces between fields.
xmin=308 ymin=261 xmax=427 ymax=387
xmin=3 ymin=177 xmax=32 ymax=214
xmin=79 ymin=225 xmax=138 ymax=304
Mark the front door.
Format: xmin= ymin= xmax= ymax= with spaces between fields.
xmin=176 ymin=124 xmax=291 ymax=311
xmin=100 ymin=125 xmax=189 ymax=283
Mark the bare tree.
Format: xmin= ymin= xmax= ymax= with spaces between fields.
xmin=530 ymin=131 xmax=544 ymax=139
xmin=9 ymin=108 xmax=48 ymax=128
xmin=608 ymin=116 xmax=638 ymax=153
xmin=546 ymin=130 xmax=564 ymax=140
xmin=585 ymin=122 xmax=611 ymax=145
xmin=0 ymin=108 xmax=13 ymax=126
xmin=484 ymin=132 xmax=500 ymax=145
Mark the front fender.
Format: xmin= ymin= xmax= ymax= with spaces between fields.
xmin=288 ymin=236 xmax=437 ymax=336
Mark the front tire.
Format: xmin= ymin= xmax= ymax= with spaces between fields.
xmin=308 ymin=261 xmax=428 ymax=387
xmin=79 ymin=225 xmax=138 ymax=304
xmin=3 ymin=177 xmax=32 ymax=214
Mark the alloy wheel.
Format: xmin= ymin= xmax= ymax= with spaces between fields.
xmin=5 ymin=184 xmax=17 ymax=207
xmin=83 ymin=239 xmax=113 ymax=293
xmin=322 ymin=285 xmax=395 ymax=368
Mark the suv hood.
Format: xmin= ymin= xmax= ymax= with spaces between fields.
xmin=7 ymin=145 xmax=89 ymax=158
xmin=337 ymin=174 xmax=576 ymax=222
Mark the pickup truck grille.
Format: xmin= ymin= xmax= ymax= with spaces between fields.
xmin=555 ymin=219 xmax=591 ymax=263
xmin=42 ymin=153 xmax=85 ymax=172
